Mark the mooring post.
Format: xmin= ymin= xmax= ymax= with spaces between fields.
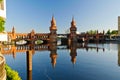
xmin=26 ymin=50 xmax=32 ymax=80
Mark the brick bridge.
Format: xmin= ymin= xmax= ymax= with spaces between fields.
xmin=7 ymin=16 xmax=105 ymax=44
xmin=8 ymin=16 xmax=57 ymax=44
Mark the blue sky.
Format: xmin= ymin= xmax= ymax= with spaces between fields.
xmin=5 ymin=0 xmax=120 ymax=33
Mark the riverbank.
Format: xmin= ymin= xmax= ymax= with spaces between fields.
xmin=5 ymin=64 xmax=22 ymax=80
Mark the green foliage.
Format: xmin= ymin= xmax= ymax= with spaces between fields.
xmin=0 ymin=17 xmax=5 ymax=32
xmin=0 ymin=0 xmax=3 ymax=3
xmin=106 ymin=29 xmax=111 ymax=35
xmin=87 ymin=30 xmax=97 ymax=35
xmin=111 ymin=30 xmax=118 ymax=34
xmin=106 ymin=29 xmax=118 ymax=35
xmin=5 ymin=64 xmax=22 ymax=80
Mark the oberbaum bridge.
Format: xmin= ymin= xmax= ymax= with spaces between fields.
xmin=1 ymin=17 xmax=105 ymax=67
xmin=0 ymin=16 xmax=105 ymax=80
xmin=7 ymin=16 xmax=105 ymax=45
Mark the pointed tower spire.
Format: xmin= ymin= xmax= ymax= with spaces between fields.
xmin=50 ymin=16 xmax=57 ymax=30
xmin=71 ymin=16 xmax=76 ymax=27
xmin=51 ymin=15 xmax=56 ymax=26
xmin=31 ymin=29 xmax=35 ymax=33
xmin=12 ymin=26 xmax=15 ymax=33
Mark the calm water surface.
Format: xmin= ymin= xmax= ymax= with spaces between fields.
xmin=3 ymin=43 xmax=120 ymax=80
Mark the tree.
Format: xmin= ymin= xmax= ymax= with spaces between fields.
xmin=106 ymin=29 xmax=111 ymax=35
xmin=0 ymin=0 xmax=3 ymax=3
xmin=111 ymin=30 xmax=118 ymax=35
xmin=87 ymin=30 xmax=97 ymax=35
xmin=0 ymin=17 xmax=5 ymax=32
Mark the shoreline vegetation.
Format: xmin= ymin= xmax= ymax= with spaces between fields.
xmin=0 ymin=17 xmax=5 ymax=32
xmin=0 ymin=0 xmax=3 ymax=3
xmin=5 ymin=64 xmax=22 ymax=80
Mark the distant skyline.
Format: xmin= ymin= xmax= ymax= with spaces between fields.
xmin=5 ymin=0 xmax=120 ymax=33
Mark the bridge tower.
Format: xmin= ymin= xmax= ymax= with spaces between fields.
xmin=29 ymin=29 xmax=35 ymax=45
xmin=49 ymin=16 xmax=57 ymax=43
xmin=12 ymin=27 xmax=16 ymax=40
xmin=68 ymin=17 xmax=77 ymax=44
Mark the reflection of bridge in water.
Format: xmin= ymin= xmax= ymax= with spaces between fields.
xmin=1 ymin=43 xmax=104 ymax=56
xmin=1 ymin=43 xmax=105 ymax=68
xmin=1 ymin=43 xmax=105 ymax=80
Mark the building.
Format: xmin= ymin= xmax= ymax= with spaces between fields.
xmin=0 ymin=0 xmax=6 ymax=19
xmin=0 ymin=0 xmax=7 ymax=42
xmin=118 ymin=16 xmax=120 ymax=36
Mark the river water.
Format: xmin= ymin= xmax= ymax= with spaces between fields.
xmin=2 ymin=42 xmax=120 ymax=80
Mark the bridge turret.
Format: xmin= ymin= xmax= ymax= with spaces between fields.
xmin=70 ymin=17 xmax=77 ymax=31
xmin=50 ymin=16 xmax=57 ymax=30
xmin=71 ymin=17 xmax=76 ymax=28
xmin=12 ymin=26 xmax=15 ymax=33
xmin=103 ymin=30 xmax=105 ymax=35
xmin=68 ymin=17 xmax=77 ymax=44
xmin=30 ymin=29 xmax=35 ymax=40
xmin=12 ymin=26 xmax=16 ymax=40
xmin=49 ymin=16 xmax=57 ymax=43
